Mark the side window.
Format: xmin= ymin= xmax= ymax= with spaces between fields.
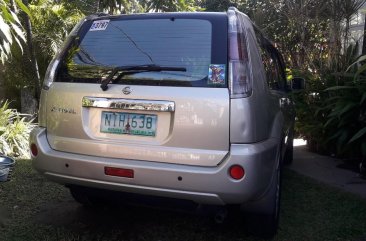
xmin=270 ymin=47 xmax=287 ymax=91
xmin=254 ymin=29 xmax=286 ymax=91
xmin=260 ymin=49 xmax=280 ymax=90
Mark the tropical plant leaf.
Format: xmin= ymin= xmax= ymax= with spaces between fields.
xmin=362 ymin=142 xmax=366 ymax=156
xmin=338 ymin=129 xmax=350 ymax=146
xmin=0 ymin=4 xmax=14 ymax=23
xmin=2 ymin=40 xmax=11 ymax=55
xmin=0 ymin=15 xmax=13 ymax=44
xmin=338 ymin=102 xmax=358 ymax=117
xmin=0 ymin=1 xmax=28 ymax=61
xmin=346 ymin=54 xmax=366 ymax=72
xmin=325 ymin=86 xmax=357 ymax=91
xmin=324 ymin=96 xmax=341 ymax=102
xmin=349 ymin=127 xmax=366 ymax=143
xmin=331 ymin=72 xmax=356 ymax=78
xmin=10 ymin=11 xmax=22 ymax=26
xmin=324 ymin=117 xmax=336 ymax=128
xmin=14 ymin=0 xmax=32 ymax=18
xmin=355 ymin=63 xmax=366 ymax=78
xmin=327 ymin=129 xmax=343 ymax=142
xmin=361 ymin=92 xmax=366 ymax=105
xmin=10 ymin=22 xmax=25 ymax=42
xmin=0 ymin=100 xmax=36 ymax=158
xmin=13 ymin=35 xmax=23 ymax=53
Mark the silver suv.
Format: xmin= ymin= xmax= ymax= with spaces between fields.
xmin=30 ymin=7 xmax=302 ymax=237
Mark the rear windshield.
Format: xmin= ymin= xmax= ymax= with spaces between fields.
xmin=56 ymin=15 xmax=228 ymax=87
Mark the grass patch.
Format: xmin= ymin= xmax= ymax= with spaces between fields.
xmin=0 ymin=159 xmax=366 ymax=241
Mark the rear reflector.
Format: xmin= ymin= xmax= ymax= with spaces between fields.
xmin=30 ymin=143 xmax=38 ymax=157
xmin=105 ymin=167 xmax=134 ymax=178
xmin=229 ymin=165 xmax=245 ymax=180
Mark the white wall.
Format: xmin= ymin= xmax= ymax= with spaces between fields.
xmin=349 ymin=3 xmax=366 ymax=54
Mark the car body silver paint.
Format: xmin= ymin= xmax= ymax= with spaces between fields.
xmin=31 ymin=127 xmax=278 ymax=205
xmin=31 ymin=10 xmax=295 ymax=208
xmin=44 ymin=83 xmax=229 ymax=167
xmin=229 ymin=12 xmax=292 ymax=145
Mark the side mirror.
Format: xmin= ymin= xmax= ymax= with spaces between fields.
xmin=292 ymin=77 xmax=305 ymax=90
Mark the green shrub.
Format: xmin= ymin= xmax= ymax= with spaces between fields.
xmin=293 ymin=44 xmax=366 ymax=161
xmin=320 ymin=55 xmax=366 ymax=159
xmin=322 ymin=79 xmax=366 ymax=158
xmin=0 ymin=100 xmax=36 ymax=158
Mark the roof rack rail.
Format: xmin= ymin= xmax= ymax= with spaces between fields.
xmin=86 ymin=12 xmax=110 ymax=20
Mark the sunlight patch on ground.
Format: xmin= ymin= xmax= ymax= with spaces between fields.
xmin=294 ymin=139 xmax=307 ymax=146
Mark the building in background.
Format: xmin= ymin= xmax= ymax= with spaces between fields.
xmin=349 ymin=3 xmax=366 ymax=54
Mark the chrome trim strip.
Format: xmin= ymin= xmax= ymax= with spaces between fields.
xmin=82 ymin=97 xmax=175 ymax=112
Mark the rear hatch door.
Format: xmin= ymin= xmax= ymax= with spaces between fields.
xmin=46 ymin=13 xmax=229 ymax=167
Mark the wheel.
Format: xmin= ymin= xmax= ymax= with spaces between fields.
xmin=243 ymin=164 xmax=282 ymax=238
xmin=284 ymin=131 xmax=294 ymax=165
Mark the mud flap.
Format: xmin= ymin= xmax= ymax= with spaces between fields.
xmin=240 ymin=157 xmax=282 ymax=238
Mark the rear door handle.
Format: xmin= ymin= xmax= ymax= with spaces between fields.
xmin=82 ymin=97 xmax=175 ymax=112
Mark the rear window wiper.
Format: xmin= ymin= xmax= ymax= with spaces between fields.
xmin=100 ymin=65 xmax=186 ymax=91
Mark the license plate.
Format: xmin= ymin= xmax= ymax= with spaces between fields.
xmin=100 ymin=111 xmax=157 ymax=136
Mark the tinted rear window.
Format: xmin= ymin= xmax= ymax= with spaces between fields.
xmin=56 ymin=15 xmax=228 ymax=87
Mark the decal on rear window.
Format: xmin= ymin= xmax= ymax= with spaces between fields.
xmin=208 ymin=64 xmax=225 ymax=85
xmin=89 ymin=20 xmax=110 ymax=31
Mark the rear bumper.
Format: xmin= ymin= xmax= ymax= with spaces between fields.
xmin=30 ymin=127 xmax=279 ymax=205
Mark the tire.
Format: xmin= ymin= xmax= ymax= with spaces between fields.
xmin=244 ymin=164 xmax=282 ymax=238
xmin=284 ymin=131 xmax=294 ymax=165
xmin=360 ymin=159 xmax=366 ymax=178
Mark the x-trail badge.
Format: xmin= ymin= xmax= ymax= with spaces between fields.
xmin=122 ymin=86 xmax=132 ymax=95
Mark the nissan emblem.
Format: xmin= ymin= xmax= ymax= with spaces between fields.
xmin=122 ymin=86 xmax=132 ymax=95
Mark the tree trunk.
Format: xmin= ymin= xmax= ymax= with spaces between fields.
xmin=344 ymin=17 xmax=350 ymax=52
xmin=95 ymin=0 xmax=100 ymax=12
xmin=328 ymin=20 xmax=342 ymax=69
xmin=21 ymin=87 xmax=38 ymax=118
xmin=23 ymin=0 xmax=41 ymax=101
xmin=362 ymin=13 xmax=366 ymax=55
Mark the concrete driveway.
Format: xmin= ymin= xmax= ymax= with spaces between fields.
xmin=289 ymin=144 xmax=366 ymax=199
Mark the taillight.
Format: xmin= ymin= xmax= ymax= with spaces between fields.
xmin=229 ymin=60 xmax=250 ymax=95
xmin=228 ymin=7 xmax=252 ymax=98
xmin=229 ymin=165 xmax=245 ymax=180
xmin=30 ymin=143 xmax=38 ymax=157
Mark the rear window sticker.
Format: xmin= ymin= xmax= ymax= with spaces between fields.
xmin=208 ymin=64 xmax=226 ymax=85
xmin=89 ymin=20 xmax=110 ymax=31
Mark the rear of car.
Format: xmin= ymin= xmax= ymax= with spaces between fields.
xmin=31 ymin=7 xmax=293 ymax=237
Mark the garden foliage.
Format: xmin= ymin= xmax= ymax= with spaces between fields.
xmin=0 ymin=0 xmax=30 ymax=62
xmin=0 ymin=100 xmax=36 ymax=158
xmin=293 ymin=44 xmax=366 ymax=161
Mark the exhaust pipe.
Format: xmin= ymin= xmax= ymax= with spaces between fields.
xmin=214 ymin=208 xmax=228 ymax=224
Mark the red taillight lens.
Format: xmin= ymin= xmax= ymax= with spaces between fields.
xmin=228 ymin=8 xmax=252 ymax=98
xmin=229 ymin=165 xmax=245 ymax=180
xmin=105 ymin=167 xmax=134 ymax=178
xmin=30 ymin=143 xmax=38 ymax=157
